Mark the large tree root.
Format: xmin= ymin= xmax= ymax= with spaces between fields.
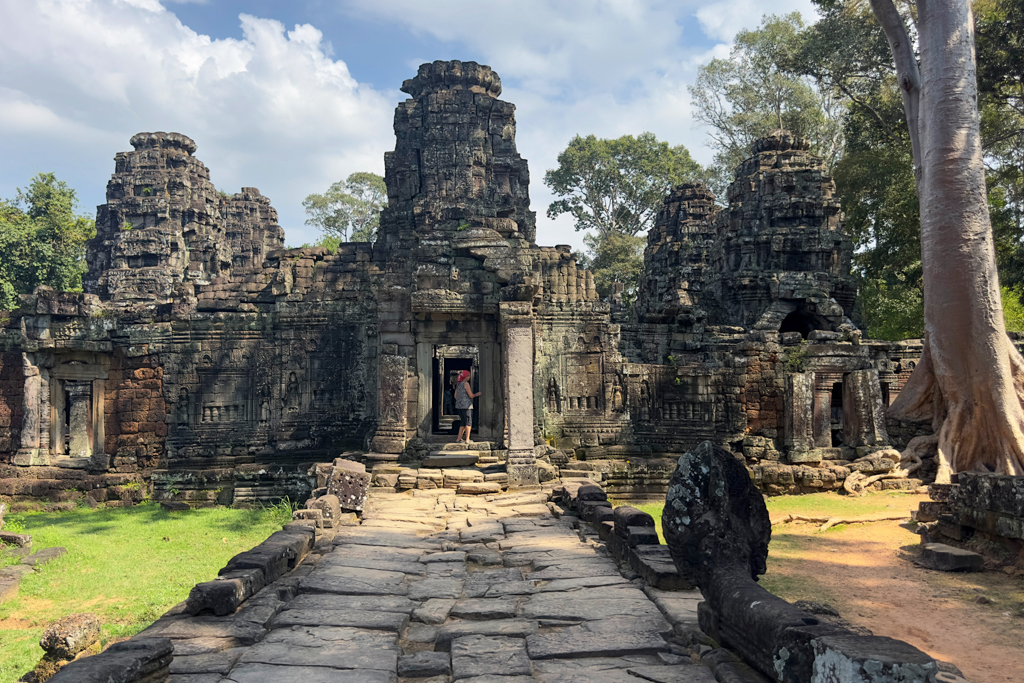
xmin=840 ymin=438 xmax=933 ymax=496
xmin=771 ymin=513 xmax=909 ymax=531
xmin=888 ymin=336 xmax=1024 ymax=482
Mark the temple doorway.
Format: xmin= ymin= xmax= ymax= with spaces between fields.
xmin=432 ymin=345 xmax=479 ymax=435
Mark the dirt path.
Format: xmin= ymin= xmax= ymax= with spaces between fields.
xmin=764 ymin=495 xmax=1024 ymax=683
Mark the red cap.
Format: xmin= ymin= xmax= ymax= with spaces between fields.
xmin=457 ymin=370 xmax=471 ymax=383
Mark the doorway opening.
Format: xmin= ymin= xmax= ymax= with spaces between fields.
xmin=432 ymin=345 xmax=479 ymax=435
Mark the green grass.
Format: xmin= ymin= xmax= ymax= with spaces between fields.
xmin=0 ymin=502 xmax=292 ymax=683
xmin=620 ymin=490 xmax=922 ymax=545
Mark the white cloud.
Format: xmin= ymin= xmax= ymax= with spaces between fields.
xmin=0 ymin=0 xmax=396 ymax=245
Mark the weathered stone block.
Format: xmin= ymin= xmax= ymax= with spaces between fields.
xmin=917 ymin=543 xmax=983 ymax=572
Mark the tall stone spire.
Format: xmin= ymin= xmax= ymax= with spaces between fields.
xmin=375 ymin=60 xmax=538 ymax=314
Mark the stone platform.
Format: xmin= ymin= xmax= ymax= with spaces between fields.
xmin=86 ymin=485 xmax=718 ymax=683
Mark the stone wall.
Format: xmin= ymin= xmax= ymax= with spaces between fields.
xmin=0 ymin=352 xmax=24 ymax=459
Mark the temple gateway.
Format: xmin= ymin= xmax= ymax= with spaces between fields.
xmin=0 ymin=61 xmax=927 ymax=504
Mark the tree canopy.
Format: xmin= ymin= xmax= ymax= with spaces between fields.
xmin=689 ymin=13 xmax=845 ymax=196
xmin=0 ymin=173 xmax=95 ymax=310
xmin=302 ymin=172 xmax=387 ymax=243
xmin=544 ymin=133 xmax=702 ymax=238
xmin=544 ymin=132 xmax=702 ymax=305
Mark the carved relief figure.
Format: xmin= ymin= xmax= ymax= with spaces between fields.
xmin=284 ymin=371 xmax=300 ymax=414
xmin=547 ymin=378 xmax=561 ymax=413
xmin=175 ymin=388 xmax=190 ymax=424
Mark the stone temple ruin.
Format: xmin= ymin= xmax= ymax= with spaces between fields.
xmin=0 ymin=60 xmax=932 ymax=506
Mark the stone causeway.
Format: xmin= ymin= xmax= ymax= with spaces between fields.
xmin=103 ymin=486 xmax=715 ymax=683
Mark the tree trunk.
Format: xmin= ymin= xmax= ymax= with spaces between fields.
xmin=870 ymin=0 xmax=1024 ymax=480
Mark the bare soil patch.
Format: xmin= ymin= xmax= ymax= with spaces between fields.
xmin=763 ymin=493 xmax=1024 ymax=683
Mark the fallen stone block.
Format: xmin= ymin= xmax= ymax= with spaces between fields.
xmin=328 ymin=466 xmax=370 ymax=512
xmin=160 ymin=501 xmax=190 ymax=512
xmin=0 ymin=531 xmax=31 ymax=548
xmin=917 ymin=543 xmax=983 ymax=572
xmin=458 ymin=482 xmax=501 ymax=495
xmin=49 ymin=637 xmax=173 ymax=683
xmin=40 ymin=613 xmax=102 ymax=659
xmin=372 ymin=472 xmax=399 ymax=488
xmin=22 ymin=546 xmax=67 ymax=567
xmin=310 ymin=495 xmax=342 ymax=528
xmin=292 ymin=509 xmax=324 ymax=528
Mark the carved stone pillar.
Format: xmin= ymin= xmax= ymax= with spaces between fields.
xmin=783 ymin=372 xmax=818 ymax=462
xmin=13 ymin=354 xmax=47 ymax=466
xmin=501 ymin=302 xmax=537 ymax=488
xmin=812 ymin=379 xmax=832 ymax=449
xmin=66 ymin=381 xmax=93 ymax=458
xmin=842 ymin=369 xmax=889 ymax=447
xmin=368 ymin=354 xmax=408 ymax=461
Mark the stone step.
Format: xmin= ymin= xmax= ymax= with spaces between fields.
xmin=442 ymin=442 xmax=495 ymax=452
xmin=424 ymin=453 xmax=481 ymax=468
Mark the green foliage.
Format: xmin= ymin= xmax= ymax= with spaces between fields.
xmin=785 ymin=343 xmax=809 ymax=372
xmin=303 ymin=172 xmax=387 ymax=243
xmin=544 ymin=132 xmax=703 ymax=238
xmin=545 ymin=132 xmax=699 ymax=309
xmin=578 ymin=230 xmax=645 ymax=304
xmin=292 ymin=234 xmax=342 ymax=254
xmin=856 ymin=278 xmax=924 ymax=341
xmin=1 ymin=515 xmax=25 ymax=534
xmin=689 ymin=13 xmax=845 ymax=197
xmin=0 ymin=173 xmax=95 ymax=310
xmin=1002 ymin=285 xmax=1024 ymax=334
xmin=0 ymin=503 xmax=289 ymax=682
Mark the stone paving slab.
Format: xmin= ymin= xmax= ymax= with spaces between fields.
xmin=168 ymin=648 xmax=246 ymax=675
xmin=284 ymin=593 xmax=417 ymax=614
xmin=409 ymin=576 xmax=466 ymax=600
xmin=451 ymin=635 xmax=532 ymax=680
xmin=157 ymin=487 xmax=723 ymax=683
xmin=300 ymin=566 xmax=409 ymax=596
xmin=223 ymin=663 xmax=396 ymax=683
xmin=526 ymin=630 xmax=669 ymax=659
xmin=237 ymin=626 xmax=398 ymax=671
xmin=435 ymin=619 xmax=540 ymax=651
xmin=451 ymin=597 xmax=519 ymax=620
xmin=269 ymin=608 xmax=409 ymax=631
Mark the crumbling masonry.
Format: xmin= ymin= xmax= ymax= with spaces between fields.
xmin=0 ymin=61 xmax=928 ymax=505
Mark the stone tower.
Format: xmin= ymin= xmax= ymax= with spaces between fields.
xmin=85 ymin=132 xmax=283 ymax=303
xmin=708 ymin=131 xmax=855 ymax=333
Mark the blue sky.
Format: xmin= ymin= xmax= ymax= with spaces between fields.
xmin=0 ymin=0 xmax=816 ymax=250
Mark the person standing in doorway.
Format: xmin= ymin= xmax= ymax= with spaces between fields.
xmin=455 ymin=368 xmax=480 ymax=444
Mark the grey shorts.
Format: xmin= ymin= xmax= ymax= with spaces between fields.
xmin=457 ymin=408 xmax=473 ymax=425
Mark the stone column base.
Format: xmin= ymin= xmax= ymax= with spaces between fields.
xmin=506 ymin=449 xmax=539 ymax=488
xmin=12 ymin=449 xmax=49 ymax=467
